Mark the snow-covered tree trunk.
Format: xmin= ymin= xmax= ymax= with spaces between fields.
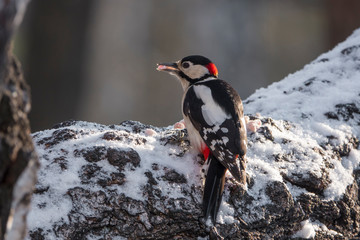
xmin=0 ymin=1 xmax=38 ymax=240
xmin=27 ymin=30 xmax=360 ymax=239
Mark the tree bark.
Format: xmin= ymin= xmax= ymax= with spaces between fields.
xmin=27 ymin=29 xmax=360 ymax=239
xmin=0 ymin=1 xmax=38 ymax=240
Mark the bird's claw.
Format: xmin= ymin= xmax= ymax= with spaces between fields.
xmin=160 ymin=129 xmax=188 ymax=146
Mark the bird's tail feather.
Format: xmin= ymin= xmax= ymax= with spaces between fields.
xmin=203 ymin=154 xmax=226 ymax=223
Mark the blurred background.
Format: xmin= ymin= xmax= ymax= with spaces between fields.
xmin=14 ymin=0 xmax=360 ymax=132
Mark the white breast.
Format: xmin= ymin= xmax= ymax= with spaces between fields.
xmin=181 ymin=87 xmax=205 ymax=153
xmin=183 ymin=115 xmax=204 ymax=153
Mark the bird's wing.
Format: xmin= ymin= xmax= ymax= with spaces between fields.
xmin=183 ymin=80 xmax=247 ymax=182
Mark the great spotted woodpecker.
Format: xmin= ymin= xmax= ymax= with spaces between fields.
xmin=157 ymin=55 xmax=247 ymax=223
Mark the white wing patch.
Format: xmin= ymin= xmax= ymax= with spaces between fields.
xmin=221 ymin=127 xmax=228 ymax=133
xmin=222 ymin=136 xmax=229 ymax=145
xmin=193 ymin=85 xmax=231 ymax=126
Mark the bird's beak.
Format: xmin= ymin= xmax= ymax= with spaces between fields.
xmin=156 ymin=62 xmax=179 ymax=74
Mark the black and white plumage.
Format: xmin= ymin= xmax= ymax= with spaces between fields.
xmin=157 ymin=55 xmax=247 ymax=223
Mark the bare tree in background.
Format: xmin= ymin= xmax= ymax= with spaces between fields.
xmin=21 ymin=0 xmax=94 ymax=131
xmin=327 ymin=0 xmax=360 ymax=48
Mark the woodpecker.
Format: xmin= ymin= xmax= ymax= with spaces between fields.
xmin=157 ymin=55 xmax=247 ymax=223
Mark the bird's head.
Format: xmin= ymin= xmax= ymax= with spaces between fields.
xmin=157 ymin=55 xmax=218 ymax=90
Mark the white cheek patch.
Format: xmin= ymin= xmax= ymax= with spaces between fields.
xmin=193 ymin=85 xmax=231 ymax=126
xmin=186 ymin=65 xmax=209 ymax=79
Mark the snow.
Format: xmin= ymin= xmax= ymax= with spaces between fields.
xmin=292 ymin=219 xmax=316 ymax=239
xmin=324 ymin=158 xmax=354 ymax=200
xmin=292 ymin=219 xmax=342 ymax=239
xmin=26 ymin=29 xmax=360 ymax=239
xmin=244 ymin=29 xmax=360 ymax=202
xmin=217 ymin=190 xmax=236 ymax=225
xmin=246 ymin=28 xmax=360 ymax=126
xmin=343 ymin=148 xmax=360 ymax=171
xmin=26 ymin=121 xmax=203 ymax=239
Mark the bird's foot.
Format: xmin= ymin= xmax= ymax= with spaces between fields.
xmin=160 ymin=128 xmax=188 ymax=146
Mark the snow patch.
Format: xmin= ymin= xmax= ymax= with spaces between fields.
xmin=245 ymin=29 xmax=360 ymax=203
xmin=27 ymin=121 xmax=201 ymax=239
xmin=292 ymin=219 xmax=316 ymax=239
xmin=292 ymin=219 xmax=342 ymax=239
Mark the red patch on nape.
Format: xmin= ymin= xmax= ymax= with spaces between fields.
xmin=206 ymin=63 xmax=218 ymax=77
xmin=202 ymin=146 xmax=210 ymax=161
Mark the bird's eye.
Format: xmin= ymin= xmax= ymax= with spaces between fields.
xmin=182 ymin=62 xmax=190 ymax=69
